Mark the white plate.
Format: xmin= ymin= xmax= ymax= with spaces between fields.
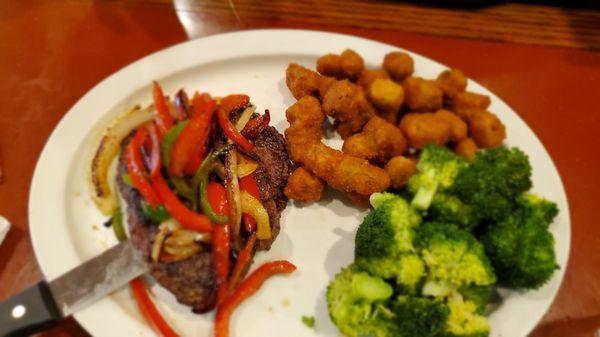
xmin=29 ymin=29 xmax=570 ymax=337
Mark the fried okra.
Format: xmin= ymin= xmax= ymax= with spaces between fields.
xmin=383 ymin=51 xmax=414 ymax=81
xmin=322 ymin=80 xmax=377 ymax=138
xmin=469 ymin=110 xmax=506 ymax=148
xmin=368 ymin=78 xmax=404 ymax=124
xmin=399 ymin=113 xmax=451 ymax=149
xmin=357 ymin=69 xmax=390 ymax=91
xmin=342 ymin=116 xmax=408 ymax=164
xmin=286 ymin=63 xmax=322 ymax=99
xmin=434 ymin=109 xmax=467 ymax=143
xmin=448 ymin=91 xmax=491 ymax=112
xmin=436 ymin=69 xmax=467 ymax=97
xmin=284 ymin=167 xmax=325 ymax=202
xmin=455 ymin=138 xmax=479 ymax=160
xmin=384 ymin=156 xmax=417 ymax=189
xmin=317 ymin=49 xmax=365 ymax=81
xmin=402 ymin=77 xmax=443 ymax=112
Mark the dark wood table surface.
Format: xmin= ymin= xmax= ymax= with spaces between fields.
xmin=1 ymin=1 xmax=599 ymax=336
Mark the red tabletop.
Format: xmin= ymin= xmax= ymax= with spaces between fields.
xmin=0 ymin=1 xmax=599 ymax=336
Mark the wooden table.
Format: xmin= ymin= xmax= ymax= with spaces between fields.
xmin=1 ymin=1 xmax=599 ymax=336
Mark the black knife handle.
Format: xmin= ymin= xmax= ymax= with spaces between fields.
xmin=0 ymin=282 xmax=63 ymax=337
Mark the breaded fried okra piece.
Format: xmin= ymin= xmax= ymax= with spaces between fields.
xmin=436 ymin=69 xmax=467 ymax=97
xmin=357 ymin=69 xmax=389 ymax=91
xmin=455 ymin=138 xmax=479 ymax=160
xmin=368 ymin=78 xmax=404 ymax=124
xmin=284 ymin=167 xmax=325 ymax=202
xmin=286 ymin=63 xmax=322 ymax=99
xmin=434 ymin=109 xmax=467 ymax=143
xmin=322 ymin=80 xmax=376 ymax=138
xmin=342 ymin=116 xmax=407 ymax=164
xmin=384 ymin=156 xmax=417 ymax=189
xmin=469 ymin=110 xmax=506 ymax=148
xmin=383 ymin=51 xmax=414 ymax=81
xmin=399 ymin=112 xmax=451 ymax=149
xmin=448 ymin=91 xmax=491 ymax=112
xmin=316 ymin=49 xmax=364 ymax=81
xmin=285 ymin=96 xmax=390 ymax=195
xmin=402 ymin=76 xmax=443 ymax=112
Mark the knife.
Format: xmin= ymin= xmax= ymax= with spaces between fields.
xmin=0 ymin=240 xmax=148 ymax=337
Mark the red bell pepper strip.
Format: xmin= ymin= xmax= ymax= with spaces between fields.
xmin=126 ymin=128 xmax=161 ymax=207
xmin=241 ymin=110 xmax=271 ymax=139
xmin=239 ymin=175 xmax=260 ymax=232
xmin=151 ymin=174 xmax=212 ymax=232
xmin=130 ymin=278 xmax=179 ymax=337
xmin=214 ymin=261 xmax=297 ymax=337
xmin=227 ymin=233 xmax=256 ymax=291
xmin=146 ymin=124 xmax=162 ymax=178
xmin=170 ymin=93 xmax=216 ymax=176
xmin=152 ymin=81 xmax=174 ymax=138
xmin=217 ymin=95 xmax=254 ymax=152
xmin=208 ymin=182 xmax=231 ymax=305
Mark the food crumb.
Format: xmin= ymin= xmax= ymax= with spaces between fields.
xmin=92 ymin=224 xmax=99 ymax=231
xmin=282 ymin=298 xmax=291 ymax=307
xmin=268 ymin=306 xmax=274 ymax=313
xmin=301 ymin=315 xmax=315 ymax=328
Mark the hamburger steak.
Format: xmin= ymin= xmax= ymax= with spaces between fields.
xmin=117 ymin=126 xmax=292 ymax=313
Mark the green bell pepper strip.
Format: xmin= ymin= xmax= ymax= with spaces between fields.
xmin=122 ymin=173 xmax=135 ymax=187
xmin=194 ymin=150 xmax=228 ymax=224
xmin=159 ymin=120 xmax=195 ymax=202
xmin=142 ymin=202 xmax=170 ymax=223
xmin=112 ymin=207 xmax=127 ymax=242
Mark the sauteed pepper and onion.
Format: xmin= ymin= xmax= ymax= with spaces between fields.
xmin=94 ymin=82 xmax=295 ymax=337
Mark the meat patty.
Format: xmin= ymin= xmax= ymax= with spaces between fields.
xmin=117 ymin=125 xmax=291 ymax=313
xmin=251 ymin=126 xmax=293 ymax=250
xmin=117 ymin=137 xmax=217 ymax=313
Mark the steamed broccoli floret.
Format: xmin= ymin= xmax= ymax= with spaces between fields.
xmin=327 ymin=264 xmax=394 ymax=337
xmin=408 ymin=145 xmax=467 ymax=210
xmin=428 ymin=193 xmax=478 ymax=231
xmin=457 ymin=284 xmax=495 ymax=314
xmin=416 ymin=222 xmax=496 ymax=291
xmin=443 ymin=294 xmax=490 ymax=337
xmin=452 ymin=147 xmax=532 ymax=222
xmin=521 ymin=193 xmax=559 ymax=226
xmin=370 ymin=192 xmax=399 ymax=209
xmin=391 ymin=296 xmax=449 ymax=337
xmin=355 ymin=197 xmax=421 ymax=258
xmin=358 ymin=253 xmax=426 ymax=293
xmin=356 ymin=197 xmax=424 ymax=289
xmin=481 ymin=193 xmax=558 ymax=289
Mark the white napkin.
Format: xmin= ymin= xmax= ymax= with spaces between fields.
xmin=0 ymin=216 xmax=10 ymax=245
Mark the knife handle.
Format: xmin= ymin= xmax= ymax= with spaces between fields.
xmin=0 ymin=282 xmax=62 ymax=337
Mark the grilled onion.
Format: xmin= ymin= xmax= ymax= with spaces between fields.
xmin=90 ymin=105 xmax=153 ymax=215
xmin=151 ymin=219 xmax=180 ymax=262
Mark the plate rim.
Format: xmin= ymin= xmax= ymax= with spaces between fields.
xmin=28 ymin=28 xmax=571 ymax=337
